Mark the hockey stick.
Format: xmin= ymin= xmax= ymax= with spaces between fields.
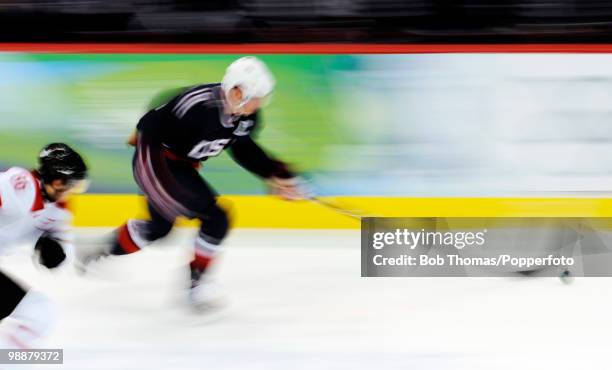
xmin=296 ymin=175 xmax=378 ymax=220
xmin=307 ymin=196 xmax=368 ymax=220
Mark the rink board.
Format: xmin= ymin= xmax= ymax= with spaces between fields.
xmin=69 ymin=194 xmax=612 ymax=229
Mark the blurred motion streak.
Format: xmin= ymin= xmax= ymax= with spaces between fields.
xmin=2 ymin=52 xmax=612 ymax=198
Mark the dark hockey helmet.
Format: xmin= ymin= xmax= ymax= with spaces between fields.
xmin=38 ymin=143 xmax=89 ymax=192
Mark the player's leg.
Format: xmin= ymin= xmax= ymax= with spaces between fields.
xmin=161 ymin=161 xmax=229 ymax=278
xmin=0 ymin=270 xmax=26 ymax=321
xmin=81 ymin=135 xmax=178 ymax=265
xmin=109 ymin=132 xmax=180 ymax=255
xmin=110 ymin=201 xmax=175 ymax=255
xmin=78 ymin=202 xmax=175 ymax=269
xmin=187 ymin=202 xmax=230 ymax=311
xmin=190 ymin=203 xmax=229 ymax=282
xmin=158 ymin=161 xmax=231 ymax=309
xmin=0 ymin=270 xmax=57 ymax=349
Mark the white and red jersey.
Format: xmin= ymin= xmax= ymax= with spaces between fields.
xmin=0 ymin=167 xmax=73 ymax=256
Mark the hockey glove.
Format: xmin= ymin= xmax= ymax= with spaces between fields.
xmin=34 ymin=235 xmax=67 ymax=269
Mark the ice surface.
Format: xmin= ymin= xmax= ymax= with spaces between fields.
xmin=1 ymin=228 xmax=610 ymax=370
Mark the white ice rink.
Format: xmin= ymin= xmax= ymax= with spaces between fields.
xmin=2 ymin=228 xmax=612 ymax=370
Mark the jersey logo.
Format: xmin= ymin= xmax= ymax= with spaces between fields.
xmin=10 ymin=174 xmax=28 ymax=191
xmin=233 ymin=120 xmax=254 ymax=136
xmin=187 ymin=138 xmax=231 ymax=159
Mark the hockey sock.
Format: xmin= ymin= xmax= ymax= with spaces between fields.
xmin=110 ymin=224 xmax=141 ymax=255
xmin=189 ymin=229 xmax=225 ymax=283
xmin=190 ymin=255 xmax=212 ymax=284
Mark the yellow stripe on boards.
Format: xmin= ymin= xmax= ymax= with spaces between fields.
xmin=68 ymin=194 xmax=612 ymax=229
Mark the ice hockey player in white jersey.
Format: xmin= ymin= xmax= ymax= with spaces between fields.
xmin=0 ymin=143 xmax=88 ymax=349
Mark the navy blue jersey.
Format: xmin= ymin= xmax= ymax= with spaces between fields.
xmin=137 ymin=83 xmax=292 ymax=179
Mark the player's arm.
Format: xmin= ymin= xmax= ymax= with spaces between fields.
xmin=135 ymin=109 xmax=169 ymax=146
xmin=0 ymin=172 xmax=4 ymax=209
xmin=229 ymin=136 xmax=288 ymax=178
xmin=127 ymin=130 xmax=137 ymax=147
xmin=33 ymin=203 xmax=77 ymax=269
xmin=130 ymin=109 xmax=172 ymax=169
xmin=34 ymin=221 xmax=75 ymax=270
xmin=128 ymin=87 xmax=182 ymax=147
xmin=229 ymin=136 xmax=303 ymax=200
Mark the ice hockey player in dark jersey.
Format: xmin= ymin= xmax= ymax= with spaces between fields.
xmin=96 ymin=57 xmax=303 ymax=310
xmin=0 ymin=143 xmax=88 ymax=348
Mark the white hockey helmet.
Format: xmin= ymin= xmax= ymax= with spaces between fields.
xmin=222 ymin=56 xmax=275 ymax=108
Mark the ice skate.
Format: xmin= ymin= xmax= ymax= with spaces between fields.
xmin=188 ymin=268 xmax=228 ymax=314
